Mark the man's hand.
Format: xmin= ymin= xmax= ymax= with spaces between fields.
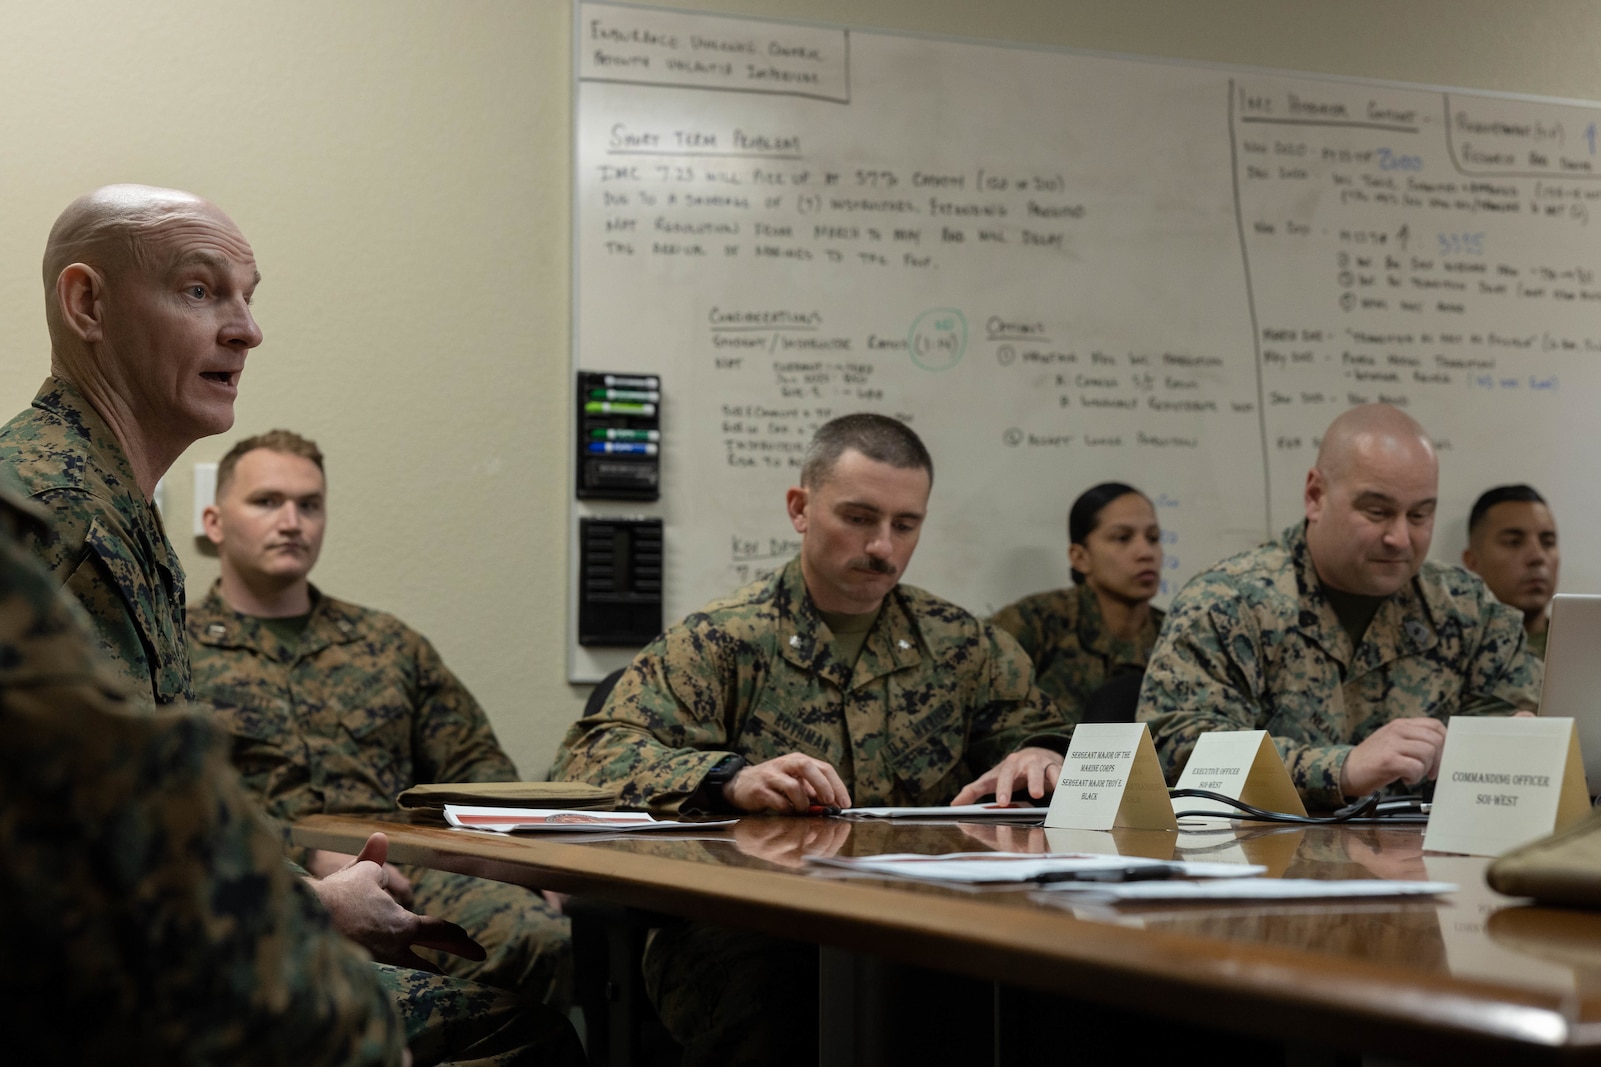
xmin=1339 ymin=717 xmax=1448 ymax=798
xmin=721 ymin=752 xmax=851 ymax=813
xmin=304 ymin=848 xmax=414 ymax=908
xmin=952 ymin=746 xmax=1063 ymax=806
xmin=307 ymin=832 xmax=486 ymax=971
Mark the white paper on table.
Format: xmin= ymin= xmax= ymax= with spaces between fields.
xmin=806 ymin=851 xmax=1258 ymax=884
xmin=1034 ymin=877 xmax=1457 ymax=903
xmin=842 ymin=804 xmax=1047 ymax=820
xmin=443 ymin=805 xmax=736 ymax=833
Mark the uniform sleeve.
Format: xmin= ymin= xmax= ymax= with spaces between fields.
xmin=962 ymin=621 xmax=1074 ymax=774
xmin=409 ymin=630 xmax=520 ymax=785
xmin=549 ymin=617 xmax=748 ymax=813
xmin=1455 ymin=598 xmax=1544 ymax=716
xmin=988 ymin=598 xmax=1043 ymax=661
xmin=13 ymin=488 xmax=154 ymax=705
xmin=0 ymin=543 xmax=402 ymax=1065
xmin=1133 ymin=575 xmax=1354 ymax=800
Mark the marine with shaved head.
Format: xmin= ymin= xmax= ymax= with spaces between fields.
xmin=0 ymin=184 xmax=262 ymax=705
xmin=0 ymin=185 xmax=583 ymax=1066
xmin=1138 ymin=403 xmax=1541 ymax=808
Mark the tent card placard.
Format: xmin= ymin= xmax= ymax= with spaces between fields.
xmin=1172 ymin=730 xmax=1307 ymax=820
xmin=1423 ymin=717 xmax=1589 ymax=857
xmin=1046 ymin=723 xmax=1177 ymax=832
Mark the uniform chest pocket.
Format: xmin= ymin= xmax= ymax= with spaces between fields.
xmin=884 ymin=692 xmax=966 ymax=786
xmin=337 ymin=675 xmax=415 ymax=742
xmin=205 ymin=685 xmax=294 ymax=744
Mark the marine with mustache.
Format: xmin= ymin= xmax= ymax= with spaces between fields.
xmin=551 ymin=412 xmax=1069 ymax=1066
xmin=1137 ymin=403 xmax=1542 ymax=809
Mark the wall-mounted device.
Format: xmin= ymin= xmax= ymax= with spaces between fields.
xmin=577 ymin=517 xmax=663 ymax=646
xmin=576 ymin=370 xmax=660 ymax=500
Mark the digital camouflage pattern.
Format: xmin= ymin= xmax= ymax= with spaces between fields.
xmin=991 ymin=583 xmax=1164 ymax=724
xmin=551 ymin=556 xmax=1071 ymax=811
xmin=379 ymin=965 xmax=584 ymax=1067
xmin=1527 ymin=626 xmax=1548 ymax=662
xmin=1137 ymin=523 xmax=1543 ymax=809
xmin=0 ymin=376 xmax=190 ymax=707
xmin=0 ymin=483 xmax=403 ymax=1065
xmin=189 ymin=583 xmax=571 ymax=1007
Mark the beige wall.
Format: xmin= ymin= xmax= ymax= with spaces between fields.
xmin=0 ymin=0 xmax=1594 ymax=776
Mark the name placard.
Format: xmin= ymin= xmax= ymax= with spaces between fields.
xmin=1045 ymin=722 xmax=1177 ymax=832
xmin=1172 ymin=730 xmax=1307 ymax=820
xmin=1423 ymin=717 xmax=1589 ymax=857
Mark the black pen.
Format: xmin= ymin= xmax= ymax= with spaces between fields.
xmin=1032 ymin=863 xmax=1185 ymax=884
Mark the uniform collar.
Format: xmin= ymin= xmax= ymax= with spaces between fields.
xmin=192 ymin=580 xmax=363 ymax=662
xmin=1284 ymin=521 xmax=1438 ymax=672
xmin=772 ymin=556 xmax=923 ymax=689
xmin=1073 ymin=582 xmax=1160 ymax=657
xmin=32 ymin=376 xmax=145 ymax=501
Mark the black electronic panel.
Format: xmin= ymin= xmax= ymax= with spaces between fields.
xmin=578 ymin=517 xmax=664 ymax=646
xmin=576 ymin=370 xmax=660 ymax=500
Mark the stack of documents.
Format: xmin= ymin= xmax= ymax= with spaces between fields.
xmin=807 ymin=851 xmax=1459 ymax=905
xmin=442 ymin=805 xmax=734 ymax=833
xmin=1033 ymin=878 xmax=1459 ymax=904
xmin=806 ymin=851 xmax=1254 ymax=884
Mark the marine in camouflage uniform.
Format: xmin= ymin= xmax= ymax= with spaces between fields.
xmin=0 ymin=382 xmax=570 ymax=1061
xmin=189 ymin=583 xmax=572 ymax=1008
xmin=991 ymin=582 xmax=1165 ymax=724
xmin=552 ymin=557 xmax=1068 ymax=811
xmin=0 ymin=376 xmax=190 ymax=706
xmin=10 ymin=185 xmax=577 ymax=1064
xmin=1137 ymin=523 xmax=1542 ymax=810
xmin=552 ymin=555 xmax=1068 ymax=1066
xmin=0 ymin=481 xmax=402 ymax=1065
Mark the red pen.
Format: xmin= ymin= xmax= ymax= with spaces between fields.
xmin=807 ymin=804 xmax=843 ymax=817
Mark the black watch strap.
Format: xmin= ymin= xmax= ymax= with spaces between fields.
xmin=702 ymin=754 xmax=746 ymax=792
xmin=682 ymin=754 xmax=747 ymax=814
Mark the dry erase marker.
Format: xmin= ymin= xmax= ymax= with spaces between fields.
xmin=590 ymin=428 xmax=661 ymax=442
xmin=603 ymin=374 xmax=659 ymax=388
xmin=586 ymin=441 xmax=658 ymax=455
xmin=584 ymin=401 xmax=656 ymax=416
xmin=590 ymin=388 xmax=660 ymax=402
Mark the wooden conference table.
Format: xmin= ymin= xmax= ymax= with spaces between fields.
xmin=293 ymin=812 xmax=1601 ymax=1064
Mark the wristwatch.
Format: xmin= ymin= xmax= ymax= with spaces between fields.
xmin=702 ymin=754 xmax=747 ymax=798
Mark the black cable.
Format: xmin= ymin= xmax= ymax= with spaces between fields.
xmin=1168 ymin=788 xmax=1429 ymax=825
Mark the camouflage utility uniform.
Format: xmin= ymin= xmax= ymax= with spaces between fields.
xmin=1137 ymin=523 xmax=1542 ymax=809
xmin=552 ymin=556 xmax=1068 ymax=1067
xmin=0 ymin=484 xmax=402 ymax=1065
xmin=189 ymin=584 xmax=571 ymax=1008
xmin=0 ymin=377 xmax=189 ymax=705
xmin=0 ymin=382 xmax=573 ymax=1061
xmin=552 ymin=556 xmax=1069 ymax=810
xmin=991 ymin=583 xmax=1164 ymax=723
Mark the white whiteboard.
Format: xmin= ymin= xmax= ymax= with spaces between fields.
xmin=571 ymin=0 xmax=1601 ymax=681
